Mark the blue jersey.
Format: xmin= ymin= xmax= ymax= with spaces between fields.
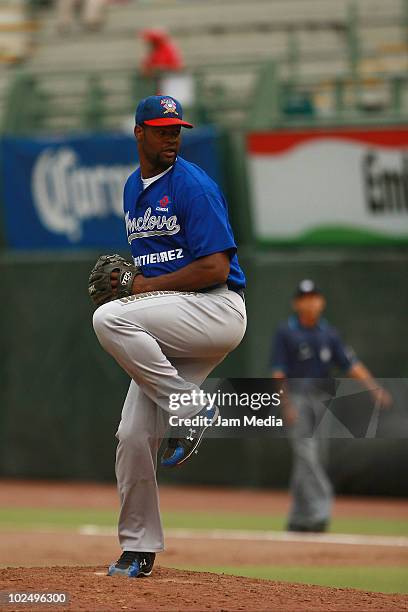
xmin=270 ymin=315 xmax=358 ymax=378
xmin=123 ymin=157 xmax=246 ymax=289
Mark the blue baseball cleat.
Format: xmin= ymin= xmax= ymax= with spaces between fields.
xmin=107 ymin=551 xmax=156 ymax=577
xmin=161 ymin=405 xmax=219 ymax=467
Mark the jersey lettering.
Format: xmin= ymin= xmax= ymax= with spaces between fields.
xmin=134 ymin=248 xmax=184 ymax=267
xmin=125 ymin=208 xmax=180 ymax=243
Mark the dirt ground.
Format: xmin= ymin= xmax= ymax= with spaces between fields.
xmin=1 ymin=529 xmax=408 ymax=569
xmin=2 ymin=480 xmax=408 ymax=519
xmin=1 ymin=566 xmax=408 ymax=612
xmin=1 ymin=480 xmax=407 ymax=611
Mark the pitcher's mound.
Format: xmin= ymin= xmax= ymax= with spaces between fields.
xmin=0 ymin=566 xmax=407 ymax=611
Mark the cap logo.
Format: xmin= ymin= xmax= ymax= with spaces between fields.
xmin=160 ymin=98 xmax=178 ymax=116
xmin=300 ymin=279 xmax=314 ymax=292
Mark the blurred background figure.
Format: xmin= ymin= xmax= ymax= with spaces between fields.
xmin=56 ymin=0 xmax=107 ymax=33
xmin=139 ymin=28 xmax=194 ymax=107
xmin=140 ymin=28 xmax=184 ymax=79
xmin=270 ymin=279 xmax=392 ymax=533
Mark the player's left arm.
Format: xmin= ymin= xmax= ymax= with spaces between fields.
xmin=332 ymin=330 xmax=392 ymax=409
xmin=347 ymin=362 xmax=392 ymax=409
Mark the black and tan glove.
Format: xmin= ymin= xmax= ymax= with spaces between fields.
xmin=88 ymin=254 xmax=141 ymax=307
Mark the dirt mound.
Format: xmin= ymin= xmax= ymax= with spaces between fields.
xmin=1 ymin=566 xmax=407 ymax=612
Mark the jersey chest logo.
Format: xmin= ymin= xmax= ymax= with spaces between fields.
xmin=297 ymin=342 xmax=313 ymax=361
xmin=125 ymin=207 xmax=180 ymax=243
xmin=155 ymin=195 xmax=171 ymax=212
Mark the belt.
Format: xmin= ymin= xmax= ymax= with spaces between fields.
xmin=228 ymin=286 xmax=245 ymax=301
xmin=199 ymin=283 xmax=245 ymax=301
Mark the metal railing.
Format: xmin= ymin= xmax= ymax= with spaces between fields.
xmin=1 ymin=61 xmax=407 ymax=135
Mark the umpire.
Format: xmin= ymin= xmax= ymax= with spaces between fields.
xmin=270 ymin=279 xmax=391 ymax=532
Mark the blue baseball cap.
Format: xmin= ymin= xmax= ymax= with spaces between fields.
xmin=135 ymin=95 xmax=193 ymax=128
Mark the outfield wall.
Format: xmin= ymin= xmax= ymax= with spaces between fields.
xmin=0 ymin=250 xmax=407 ymax=494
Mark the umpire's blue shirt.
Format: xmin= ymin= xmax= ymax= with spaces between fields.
xmin=123 ymin=156 xmax=246 ymax=289
xmin=270 ymin=315 xmax=358 ymax=379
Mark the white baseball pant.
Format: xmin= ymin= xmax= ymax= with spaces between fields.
xmin=93 ymin=285 xmax=246 ymax=551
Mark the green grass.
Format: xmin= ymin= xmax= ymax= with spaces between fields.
xmin=0 ymin=508 xmax=117 ymax=529
xmin=0 ymin=508 xmax=408 ymax=537
xmin=330 ymin=518 xmax=408 ymax=537
xmin=162 ymin=511 xmax=285 ymax=532
xmin=164 ymin=512 xmax=408 ymax=537
xmin=169 ymin=565 xmax=408 ymax=594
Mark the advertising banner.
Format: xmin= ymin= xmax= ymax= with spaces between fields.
xmin=1 ymin=127 xmax=221 ymax=249
xmin=247 ymin=128 xmax=408 ymax=245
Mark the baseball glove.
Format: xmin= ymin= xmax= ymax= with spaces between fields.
xmin=88 ymin=254 xmax=141 ymax=307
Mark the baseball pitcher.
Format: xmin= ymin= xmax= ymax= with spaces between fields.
xmin=89 ymin=95 xmax=247 ymax=577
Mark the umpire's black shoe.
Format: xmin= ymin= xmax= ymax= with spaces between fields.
xmin=287 ymin=520 xmax=328 ymax=533
xmin=161 ymin=405 xmax=219 ymax=467
xmin=107 ymin=551 xmax=156 ymax=577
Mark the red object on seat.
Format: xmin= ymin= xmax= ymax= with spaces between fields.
xmin=141 ymin=29 xmax=184 ymax=75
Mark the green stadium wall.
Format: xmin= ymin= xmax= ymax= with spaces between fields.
xmin=0 ymin=250 xmax=407 ymax=495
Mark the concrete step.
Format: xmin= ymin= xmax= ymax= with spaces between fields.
xmin=100 ymin=0 xmax=401 ymax=32
xmin=27 ymin=0 xmax=403 ymax=75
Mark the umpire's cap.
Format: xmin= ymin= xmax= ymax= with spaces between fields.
xmin=136 ymin=95 xmax=193 ymax=128
xmin=294 ymin=279 xmax=323 ymax=298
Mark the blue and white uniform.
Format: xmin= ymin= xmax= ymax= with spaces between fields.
xmin=271 ymin=312 xmax=358 ymax=531
xmin=271 ymin=315 xmax=356 ymax=380
xmin=93 ymin=153 xmax=247 ymax=553
xmin=124 ymin=157 xmax=246 ymax=290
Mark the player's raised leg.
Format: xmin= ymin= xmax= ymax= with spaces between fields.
xmin=93 ymin=287 xmax=246 ymax=467
xmin=93 ymin=289 xmax=246 ymax=417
